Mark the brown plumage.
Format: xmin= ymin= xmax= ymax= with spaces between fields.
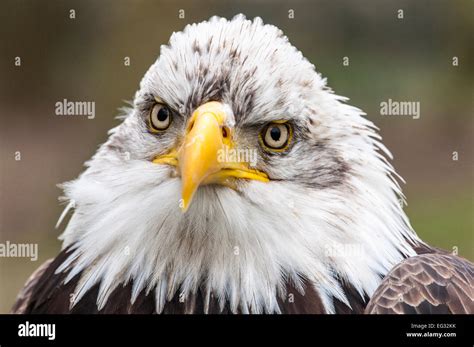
xmin=365 ymin=253 xmax=474 ymax=314
xmin=14 ymin=244 xmax=472 ymax=314
xmin=12 ymin=247 xmax=358 ymax=314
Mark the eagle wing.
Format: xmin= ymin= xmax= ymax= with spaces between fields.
xmin=365 ymin=253 xmax=474 ymax=314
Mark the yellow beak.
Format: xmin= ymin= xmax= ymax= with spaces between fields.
xmin=152 ymin=101 xmax=269 ymax=212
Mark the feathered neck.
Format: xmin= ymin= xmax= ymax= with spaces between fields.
xmin=56 ymin=150 xmax=421 ymax=313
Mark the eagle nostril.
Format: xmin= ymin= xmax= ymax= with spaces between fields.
xmin=222 ymin=126 xmax=228 ymax=138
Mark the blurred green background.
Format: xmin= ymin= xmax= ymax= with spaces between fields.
xmin=0 ymin=0 xmax=473 ymax=313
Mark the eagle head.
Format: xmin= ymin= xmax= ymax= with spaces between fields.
xmin=58 ymin=15 xmax=420 ymax=313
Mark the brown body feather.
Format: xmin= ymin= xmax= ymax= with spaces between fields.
xmin=365 ymin=252 xmax=474 ymax=314
xmin=11 ymin=247 xmax=356 ymax=314
xmin=12 ymin=245 xmax=473 ymax=314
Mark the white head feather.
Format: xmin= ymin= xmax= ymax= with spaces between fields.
xmin=56 ymin=15 xmax=421 ymax=313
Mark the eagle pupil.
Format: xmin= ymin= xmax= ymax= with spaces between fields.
xmin=158 ymin=108 xmax=169 ymax=122
xmin=270 ymin=127 xmax=281 ymax=141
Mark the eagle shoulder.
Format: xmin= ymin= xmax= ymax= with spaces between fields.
xmin=11 ymin=258 xmax=54 ymax=313
xmin=365 ymin=253 xmax=474 ymax=314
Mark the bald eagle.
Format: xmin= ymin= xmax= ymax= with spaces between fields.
xmin=12 ymin=15 xmax=473 ymax=314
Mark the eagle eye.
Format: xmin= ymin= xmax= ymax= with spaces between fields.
xmin=149 ymin=103 xmax=172 ymax=132
xmin=260 ymin=121 xmax=292 ymax=151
